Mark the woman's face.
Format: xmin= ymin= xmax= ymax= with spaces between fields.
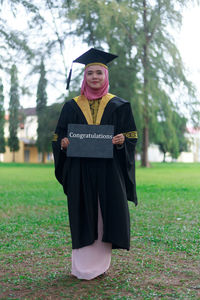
xmin=85 ymin=65 xmax=106 ymax=89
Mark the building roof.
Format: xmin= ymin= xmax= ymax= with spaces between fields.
xmin=5 ymin=107 xmax=36 ymax=120
xmin=187 ymin=127 xmax=200 ymax=134
xmin=21 ymin=107 xmax=36 ymax=116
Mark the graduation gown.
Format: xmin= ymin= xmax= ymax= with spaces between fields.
xmin=52 ymin=93 xmax=138 ymax=250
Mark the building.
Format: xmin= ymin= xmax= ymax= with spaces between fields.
xmin=0 ymin=108 xmax=52 ymax=163
xmin=177 ymin=127 xmax=200 ymax=163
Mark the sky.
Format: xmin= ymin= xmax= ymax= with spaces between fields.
xmin=2 ymin=4 xmax=200 ymax=111
xmin=176 ymin=6 xmax=200 ymax=93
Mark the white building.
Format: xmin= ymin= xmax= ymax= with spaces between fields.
xmin=178 ymin=127 xmax=200 ymax=163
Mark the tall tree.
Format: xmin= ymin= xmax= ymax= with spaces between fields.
xmin=131 ymin=0 xmax=197 ymax=166
xmin=36 ymin=59 xmax=48 ymax=163
xmin=66 ymin=0 xmax=199 ymax=166
xmin=8 ymin=64 xmax=20 ymax=162
xmin=0 ymin=78 xmax=6 ymax=154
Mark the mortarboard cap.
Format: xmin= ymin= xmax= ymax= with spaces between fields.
xmin=66 ymin=48 xmax=118 ymax=89
xmin=73 ymin=48 xmax=118 ymax=67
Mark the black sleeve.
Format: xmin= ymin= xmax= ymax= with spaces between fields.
xmin=115 ymin=102 xmax=138 ymax=205
xmin=52 ymin=103 xmax=71 ymax=186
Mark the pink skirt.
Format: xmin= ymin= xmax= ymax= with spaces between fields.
xmin=71 ymin=201 xmax=112 ymax=280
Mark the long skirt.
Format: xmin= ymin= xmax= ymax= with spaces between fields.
xmin=71 ymin=201 xmax=112 ymax=280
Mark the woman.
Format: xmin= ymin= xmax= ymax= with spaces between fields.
xmin=52 ymin=48 xmax=138 ymax=280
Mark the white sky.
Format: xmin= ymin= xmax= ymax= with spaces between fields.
xmin=177 ymin=6 xmax=200 ymax=92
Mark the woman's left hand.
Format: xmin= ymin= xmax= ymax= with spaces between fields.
xmin=112 ymin=134 xmax=125 ymax=145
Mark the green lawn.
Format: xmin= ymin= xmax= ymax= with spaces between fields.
xmin=0 ymin=162 xmax=200 ymax=299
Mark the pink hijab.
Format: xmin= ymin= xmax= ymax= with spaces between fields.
xmin=81 ymin=65 xmax=109 ymax=100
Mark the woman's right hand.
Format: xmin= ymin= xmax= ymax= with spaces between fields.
xmin=61 ymin=137 xmax=70 ymax=149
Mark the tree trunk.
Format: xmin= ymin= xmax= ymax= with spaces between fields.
xmin=141 ymin=0 xmax=150 ymax=167
xmin=141 ymin=51 xmax=150 ymax=167
xmin=163 ymin=152 xmax=166 ymax=162
xmin=141 ymin=126 xmax=150 ymax=167
xmin=42 ymin=151 xmax=45 ymax=163
xmin=12 ymin=151 xmax=15 ymax=162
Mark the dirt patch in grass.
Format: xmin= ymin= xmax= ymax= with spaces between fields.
xmin=1 ymin=247 xmax=200 ymax=299
xmin=127 ymin=250 xmax=200 ymax=298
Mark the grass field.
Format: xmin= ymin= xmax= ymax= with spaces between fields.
xmin=0 ymin=162 xmax=200 ymax=299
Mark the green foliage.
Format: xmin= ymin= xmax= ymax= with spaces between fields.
xmin=150 ymin=92 xmax=188 ymax=160
xmin=157 ymin=120 xmax=179 ymax=160
xmin=45 ymin=102 xmax=63 ymax=150
xmin=68 ymin=0 xmax=138 ymax=100
xmin=8 ymin=64 xmax=20 ymax=156
xmin=172 ymin=110 xmax=188 ymax=153
xmin=67 ymin=0 xmax=199 ymax=166
xmin=36 ymin=60 xmax=49 ymax=159
xmin=0 ymin=77 xmax=6 ymax=153
xmin=0 ymin=1 xmax=39 ymax=68
xmin=130 ymin=0 xmax=197 ymax=165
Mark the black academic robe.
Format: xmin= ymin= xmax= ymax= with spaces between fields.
xmin=52 ymin=95 xmax=138 ymax=250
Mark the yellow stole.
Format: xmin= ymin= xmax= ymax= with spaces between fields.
xmin=73 ymin=93 xmax=115 ymax=125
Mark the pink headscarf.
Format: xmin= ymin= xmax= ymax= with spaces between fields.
xmin=81 ymin=65 xmax=109 ymax=100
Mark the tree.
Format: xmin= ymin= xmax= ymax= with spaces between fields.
xmin=0 ymin=78 xmax=6 ymax=154
xmin=36 ymin=59 xmax=49 ymax=163
xmin=150 ymin=93 xmax=188 ymax=161
xmin=66 ymin=0 xmax=199 ymax=167
xmin=8 ymin=64 xmax=20 ymax=162
xmin=25 ymin=1 xmax=74 ymax=104
xmin=0 ymin=1 xmax=40 ymax=67
xmin=172 ymin=110 xmax=188 ymax=155
xmin=155 ymin=115 xmax=188 ymax=162
xmin=157 ymin=121 xmax=179 ymax=162
xmin=45 ymin=102 xmax=64 ymax=149
xmin=125 ymin=0 xmax=198 ymax=166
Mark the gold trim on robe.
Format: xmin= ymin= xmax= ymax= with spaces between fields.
xmin=122 ymin=131 xmax=138 ymax=139
xmin=74 ymin=95 xmax=93 ymax=124
xmin=52 ymin=133 xmax=58 ymax=141
xmin=88 ymin=99 xmax=101 ymax=124
xmin=74 ymin=93 xmax=115 ymax=125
